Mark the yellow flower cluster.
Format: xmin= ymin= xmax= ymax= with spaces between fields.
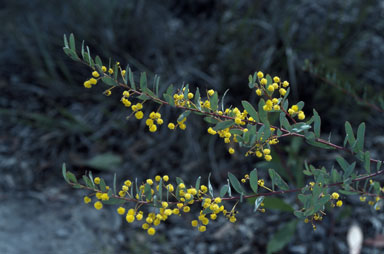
xmin=145 ymin=111 xmax=163 ymax=132
xmin=288 ymin=104 xmax=305 ymax=120
xmin=254 ymin=71 xmax=289 ymax=108
xmin=168 ymin=116 xmax=187 ymax=131
xmin=82 ymin=174 xmax=241 ymax=236
xmin=329 ymin=192 xmax=343 ymax=207
xmin=83 ymin=76 xmax=98 ymax=88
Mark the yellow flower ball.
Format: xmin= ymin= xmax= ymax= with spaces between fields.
xmin=198 ymin=226 xmax=206 ymax=232
xmin=94 ymin=201 xmax=103 ymax=210
xmin=94 ymin=177 xmax=101 ymax=184
xmin=298 ymin=112 xmax=305 ymax=120
xmin=331 ymin=192 xmax=339 ymax=200
xmin=149 ymin=124 xmax=157 ymax=132
xmin=191 ymin=220 xmax=198 ymax=227
xmin=92 ymin=71 xmax=100 ymax=78
xmin=83 ymin=196 xmax=91 ymax=204
xmin=126 ymin=214 xmax=135 ymax=223
xmin=147 ymin=227 xmax=156 ymax=235
xmin=135 ymin=111 xmax=144 ymax=120
xmin=168 ymin=123 xmax=175 ymax=130
xmin=117 ymin=207 xmax=125 ymax=215
xmin=83 ymin=80 xmax=92 ymax=88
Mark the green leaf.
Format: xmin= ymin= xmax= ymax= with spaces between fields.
xmin=263 ymin=197 xmax=293 ymax=212
xmin=220 ymin=184 xmax=229 ymax=197
xmin=83 ymin=175 xmax=94 ymax=188
xmin=261 ymin=121 xmax=271 ymax=142
xmin=377 ymin=161 xmax=382 ymax=172
xmin=228 ymin=172 xmax=245 ymax=194
xmin=113 ymin=173 xmax=117 ymax=195
xmin=298 ymin=194 xmax=311 ymax=209
xmin=86 ymin=46 xmax=94 ymax=67
xmin=194 ymin=87 xmax=201 ymax=110
xmin=227 ymin=179 xmax=232 ymax=197
xmin=258 ymin=99 xmax=268 ymax=124
xmin=137 ymin=94 xmax=150 ymax=101
xmin=213 ymin=120 xmax=234 ymax=131
xmin=210 ymin=91 xmax=218 ymax=111
xmin=158 ymin=178 xmax=163 ymax=201
xmin=248 ymin=74 xmax=254 ymax=88
xmin=267 ymin=220 xmax=297 ymax=254
xmin=280 ymin=112 xmax=291 ymax=131
xmin=296 ymin=101 xmax=305 ymax=111
xmin=69 ymin=33 xmax=76 ymax=52
xmin=203 ymin=117 xmax=219 ymax=124
xmin=83 ymin=153 xmax=122 ymax=171
xmin=81 ymin=40 xmax=85 ymax=58
xmin=356 ymin=122 xmax=365 ymax=152
xmin=314 ymin=195 xmax=331 ymax=211
xmin=66 ymin=171 xmax=77 ymax=184
xmin=139 ymin=72 xmax=147 ymax=92
xmin=331 ymin=168 xmax=341 ymax=183
xmin=63 ymin=34 xmax=69 ymax=48
xmin=293 ymin=211 xmax=305 ymax=219
xmin=113 ymin=63 xmax=118 ymax=81
xmin=364 ymin=151 xmax=371 ymax=173
xmin=177 ymin=110 xmax=191 ymax=123
xmin=99 ymin=178 xmax=107 ymax=192
xmin=338 ymin=189 xmax=357 ymax=195
xmin=229 ymin=129 xmax=243 ymax=135
xmin=344 ymin=162 xmax=356 ymax=180
xmin=345 ymin=121 xmax=356 ymax=147
xmin=144 ymin=183 xmax=152 ymax=201
xmin=63 ymin=48 xmax=80 ymax=61
xmin=154 ymin=75 xmax=160 ymax=97
xmin=221 ymin=89 xmax=229 ymax=111
xmin=305 ymin=139 xmax=336 ymax=149
xmin=102 ymin=197 xmax=125 ymax=205
xmin=313 ymin=109 xmax=321 ymax=137
xmin=291 ymin=123 xmax=311 ymax=133
xmin=88 ymin=171 xmax=95 ymax=186
xmin=249 ymin=168 xmax=258 ymax=194
xmin=195 ymin=176 xmax=201 ymax=192
xmin=128 ymin=67 xmax=136 ymax=90
xmin=241 ymin=101 xmax=259 ymax=123
xmin=163 ymin=84 xmax=174 ymax=106
xmin=254 ymin=196 xmax=264 ymax=212
xmin=208 ymin=173 xmax=214 ymax=198
xmin=95 ymin=55 xmax=103 ymax=67
xmin=176 ymin=177 xmax=184 ymax=186
xmin=135 ymin=178 xmax=139 ymax=200
xmin=62 ymin=163 xmax=69 ymax=183
xmin=183 ymin=84 xmax=189 ymax=102
xmin=336 ymin=156 xmax=349 ymax=171
xmin=101 ymin=77 xmax=117 ymax=86
xmin=268 ymin=168 xmax=289 ymax=191
xmin=304 ymin=132 xmax=315 ymax=142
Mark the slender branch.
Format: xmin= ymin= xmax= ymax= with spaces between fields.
xmin=78 ymin=59 xmax=382 ymax=164
xmin=304 ymin=68 xmax=384 ymax=114
xmin=69 ymin=169 xmax=384 ymax=204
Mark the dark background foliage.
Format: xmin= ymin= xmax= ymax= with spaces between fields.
xmin=1 ymin=0 xmax=384 ymax=253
